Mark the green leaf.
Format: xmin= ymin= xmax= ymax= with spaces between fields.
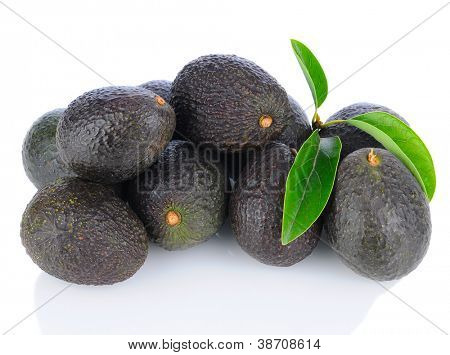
xmin=345 ymin=111 xmax=436 ymax=201
xmin=290 ymin=39 xmax=328 ymax=109
xmin=281 ymin=130 xmax=341 ymax=245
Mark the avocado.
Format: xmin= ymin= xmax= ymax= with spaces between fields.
xmin=127 ymin=140 xmax=226 ymax=250
xmin=139 ymin=80 xmax=187 ymax=141
xmin=221 ymin=149 xmax=255 ymax=188
xmin=277 ymin=95 xmax=312 ymax=149
xmin=57 ymin=86 xmax=176 ymax=184
xmin=111 ymin=182 xmax=127 ymax=200
xmin=170 ymin=54 xmax=294 ymax=151
xmin=221 ymin=96 xmax=311 ymax=186
xmin=230 ymin=142 xmax=321 ymax=266
xmin=22 ymin=109 xmax=77 ymax=188
xmin=20 ymin=178 xmax=149 ymax=285
xmin=139 ymin=80 xmax=172 ymax=102
xmin=320 ymin=103 xmax=407 ymax=159
xmin=324 ymin=148 xmax=431 ymax=281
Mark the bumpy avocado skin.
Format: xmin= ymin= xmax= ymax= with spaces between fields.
xmin=57 ymin=86 xmax=176 ymax=184
xmin=221 ymin=149 xmax=255 ymax=188
xmin=22 ymin=109 xmax=77 ymax=188
xmin=324 ymin=148 xmax=431 ymax=281
xmin=20 ymin=178 xmax=149 ymax=285
xmin=277 ymin=96 xmax=312 ymax=149
xmin=139 ymin=80 xmax=186 ymax=141
xmin=170 ymin=54 xmax=293 ymax=151
xmin=230 ymin=143 xmax=321 ymax=266
xmin=127 ymin=140 xmax=226 ymax=251
xmin=139 ymin=80 xmax=172 ymax=102
xmin=222 ymin=96 xmax=311 ymax=185
xmin=320 ymin=103 xmax=407 ymax=159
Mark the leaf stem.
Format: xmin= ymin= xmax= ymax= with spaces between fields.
xmin=312 ymin=111 xmax=323 ymax=129
xmin=319 ymin=119 xmax=346 ymax=128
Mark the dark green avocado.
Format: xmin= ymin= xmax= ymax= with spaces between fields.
xmin=230 ymin=142 xmax=321 ymax=266
xmin=277 ymin=95 xmax=312 ymax=150
xmin=220 ymin=149 xmax=255 ymax=189
xmin=139 ymin=80 xmax=172 ymax=102
xmin=127 ymin=140 xmax=226 ymax=250
xmin=221 ymin=96 xmax=311 ymax=186
xmin=20 ymin=178 xmax=149 ymax=285
xmin=22 ymin=109 xmax=77 ymax=188
xmin=170 ymin=54 xmax=294 ymax=151
xmin=139 ymin=80 xmax=186 ymax=141
xmin=324 ymin=148 xmax=431 ymax=281
xmin=320 ymin=102 xmax=408 ymax=159
xmin=57 ymin=86 xmax=176 ymax=184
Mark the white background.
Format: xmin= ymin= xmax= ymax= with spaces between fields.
xmin=0 ymin=0 xmax=449 ymax=345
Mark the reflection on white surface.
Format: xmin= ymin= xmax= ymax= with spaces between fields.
xmin=34 ymin=222 xmax=391 ymax=334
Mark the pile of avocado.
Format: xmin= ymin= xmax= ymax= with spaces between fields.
xmin=21 ymin=54 xmax=431 ymax=285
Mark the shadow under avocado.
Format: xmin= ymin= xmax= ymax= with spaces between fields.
xmin=34 ymin=222 xmax=393 ymax=334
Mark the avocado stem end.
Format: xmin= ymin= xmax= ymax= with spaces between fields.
xmin=259 ymin=115 xmax=273 ymax=128
xmin=166 ymin=210 xmax=182 ymax=226
xmin=367 ymin=148 xmax=380 ymax=167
